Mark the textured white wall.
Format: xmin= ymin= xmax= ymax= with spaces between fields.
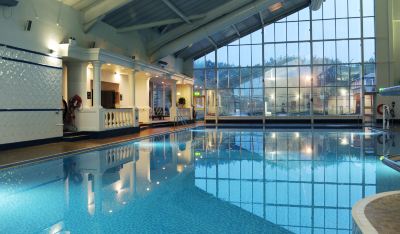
xmin=0 ymin=46 xmax=63 ymax=144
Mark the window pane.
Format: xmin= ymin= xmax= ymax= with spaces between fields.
xmin=325 ymin=65 xmax=337 ymax=86
xmin=241 ymin=68 xmax=251 ymax=88
xmin=313 ymin=87 xmax=324 ymax=115
xmin=194 ymin=56 xmax=205 ymax=69
xmin=240 ymin=45 xmax=251 ymax=67
xmin=253 ymin=68 xmax=263 ymax=88
xmin=363 ymin=17 xmax=375 ymax=38
xmin=337 ymin=87 xmax=350 ymax=114
xmin=299 ymin=8 xmax=310 ymax=21
xmin=205 ymin=51 xmax=215 ymax=68
xmin=241 ymin=34 xmax=251 ymax=44
xmin=299 ymin=42 xmax=311 ymax=65
xmin=265 ymin=88 xmax=275 ymax=116
xmin=336 ymin=40 xmax=349 ymax=64
xmin=276 ymin=88 xmax=288 ymax=115
xmin=349 ymin=40 xmax=361 ymax=63
xmin=265 ymin=44 xmax=275 ymax=66
xmin=264 ymin=24 xmax=275 ymax=43
xmin=324 ymin=41 xmax=336 ymax=64
xmin=300 ymin=66 xmax=311 ymax=87
xmin=252 ymin=44 xmax=262 ymax=66
xmin=287 ymin=22 xmax=299 ymax=41
xmin=275 ymin=43 xmax=287 ymax=65
xmin=313 ymin=42 xmax=324 ymax=64
xmin=228 ymin=46 xmax=239 ymax=67
xmin=240 ymin=88 xmax=251 ymax=116
xmin=336 ymin=0 xmax=348 ymax=18
xmin=275 ymin=23 xmax=287 ymax=42
xmin=312 ymin=20 xmax=323 ymax=40
xmin=287 ymin=43 xmax=299 ymax=65
xmin=218 ymin=69 xmax=229 ymax=88
xmin=206 ymin=69 xmax=216 ymax=89
xmin=219 ymin=89 xmax=237 ymax=116
xmin=299 ymin=21 xmax=310 ymax=41
xmin=325 ymin=87 xmax=337 ymax=115
xmin=194 ymin=70 xmax=205 ymax=88
xmin=313 ymin=65 xmax=325 ymax=86
xmin=229 ymin=68 xmax=240 ymax=88
xmin=364 ymin=39 xmax=375 ymax=63
xmin=349 ymin=18 xmax=361 ymax=38
xmin=288 ymin=88 xmax=300 ymax=114
xmin=264 ymin=67 xmax=275 ymax=87
xmin=287 ymin=12 xmax=298 ymax=22
xmin=336 ymin=19 xmax=348 ymax=39
xmin=324 ymin=19 xmax=336 ymax=40
xmin=312 ymin=6 xmax=322 ymax=20
xmin=363 ymin=0 xmax=374 ymax=17
xmin=323 ymin=0 xmax=335 ymax=19
xmin=288 ymin=67 xmax=299 ymax=87
xmin=217 ymin=47 xmax=227 ymax=67
xmin=348 ymin=0 xmax=361 ymax=17
xmin=252 ymin=29 xmax=263 ymax=44
xmin=300 ymin=88 xmax=312 ymax=114
xmin=276 ymin=67 xmax=287 ymax=87
xmin=337 ymin=65 xmax=350 ymax=85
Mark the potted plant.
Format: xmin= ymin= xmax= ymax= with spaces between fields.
xmin=178 ymin=97 xmax=186 ymax=108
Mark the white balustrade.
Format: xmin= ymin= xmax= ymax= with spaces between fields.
xmin=102 ymin=108 xmax=134 ymax=130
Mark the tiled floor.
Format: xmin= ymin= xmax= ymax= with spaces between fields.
xmin=0 ymin=123 xmax=201 ymax=169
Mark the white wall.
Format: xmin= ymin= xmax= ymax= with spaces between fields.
xmin=0 ymin=46 xmax=63 ymax=144
xmin=0 ymin=0 xmax=148 ymax=60
xmin=376 ymin=0 xmax=400 ymax=119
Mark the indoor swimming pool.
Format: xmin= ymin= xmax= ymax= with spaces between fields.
xmin=1 ymin=128 xmax=400 ymax=234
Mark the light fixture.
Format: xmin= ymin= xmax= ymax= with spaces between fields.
xmin=145 ymin=72 xmax=150 ymax=76
xmin=177 ymin=92 xmax=181 ymax=96
xmin=269 ymin=2 xmax=283 ymax=12
xmin=177 ymin=152 xmax=182 ymax=156
xmin=107 ymin=63 xmax=111 ymax=66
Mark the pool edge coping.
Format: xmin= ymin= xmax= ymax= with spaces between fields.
xmin=0 ymin=126 xmax=197 ymax=170
xmin=352 ymin=190 xmax=400 ymax=234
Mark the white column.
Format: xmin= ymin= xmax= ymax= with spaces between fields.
xmin=170 ymin=79 xmax=177 ymax=121
xmin=135 ymin=76 xmax=151 ymax=123
xmin=129 ymin=69 xmax=138 ymax=127
xmin=92 ymin=61 xmax=102 ymax=109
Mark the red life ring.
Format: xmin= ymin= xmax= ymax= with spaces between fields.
xmin=377 ymin=104 xmax=384 ymax=115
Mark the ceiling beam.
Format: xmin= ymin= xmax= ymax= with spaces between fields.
xmin=150 ymin=0 xmax=310 ymax=62
xmin=258 ymin=11 xmax=265 ymax=26
xmin=207 ymin=36 xmax=218 ymax=48
xmin=117 ymin=14 xmax=205 ymax=33
xmin=160 ymin=0 xmax=191 ymax=24
xmin=231 ymin=24 xmax=240 ymax=37
xmin=83 ymin=0 xmax=130 ymax=25
xmin=148 ymin=0 xmax=253 ymax=54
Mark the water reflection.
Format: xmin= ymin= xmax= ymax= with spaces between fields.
xmin=0 ymin=128 xmax=399 ymax=233
xmin=193 ymin=129 xmax=400 ymax=234
xmin=0 ymin=131 xmax=194 ymax=233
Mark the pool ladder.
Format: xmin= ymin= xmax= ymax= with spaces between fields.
xmin=174 ymin=109 xmax=188 ymax=127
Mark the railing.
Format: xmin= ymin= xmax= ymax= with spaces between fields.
xmin=102 ymin=108 xmax=133 ymax=130
xmin=174 ymin=108 xmax=191 ymax=126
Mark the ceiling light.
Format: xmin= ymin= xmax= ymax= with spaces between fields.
xmin=269 ymin=2 xmax=283 ymax=12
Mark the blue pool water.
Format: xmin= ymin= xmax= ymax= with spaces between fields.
xmin=1 ymin=128 xmax=400 ymax=234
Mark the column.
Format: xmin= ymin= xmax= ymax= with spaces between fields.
xmin=170 ymin=79 xmax=177 ymax=121
xmin=92 ymin=61 xmax=102 ymax=109
xmin=129 ymin=69 xmax=137 ymax=126
xmin=135 ymin=75 xmax=151 ymax=123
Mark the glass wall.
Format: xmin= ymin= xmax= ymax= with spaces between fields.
xmin=193 ymin=0 xmax=375 ymax=117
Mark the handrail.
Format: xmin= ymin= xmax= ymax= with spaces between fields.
xmin=174 ymin=108 xmax=190 ymax=127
